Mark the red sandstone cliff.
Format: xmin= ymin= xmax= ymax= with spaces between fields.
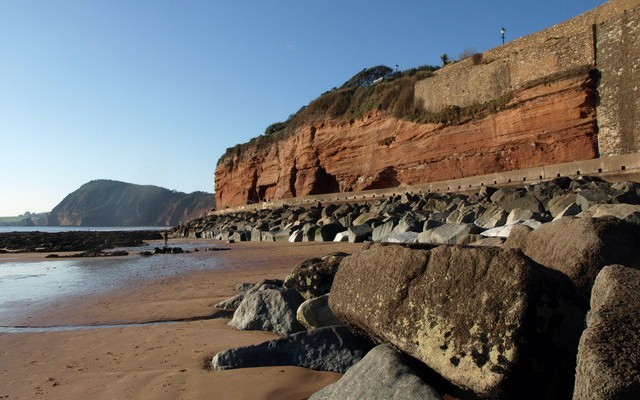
xmin=215 ymin=74 xmax=598 ymax=209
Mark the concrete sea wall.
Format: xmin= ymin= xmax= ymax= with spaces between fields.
xmin=415 ymin=0 xmax=640 ymax=157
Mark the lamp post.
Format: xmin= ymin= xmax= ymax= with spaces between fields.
xmin=500 ymin=27 xmax=506 ymax=44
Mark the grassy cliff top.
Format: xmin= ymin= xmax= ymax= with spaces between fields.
xmin=218 ymin=65 xmax=439 ymax=166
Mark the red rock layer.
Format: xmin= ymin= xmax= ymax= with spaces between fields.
xmin=215 ymin=74 xmax=598 ymax=209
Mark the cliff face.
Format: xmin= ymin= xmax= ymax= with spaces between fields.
xmin=215 ymin=73 xmax=598 ymax=208
xmin=49 ymin=180 xmax=214 ymax=226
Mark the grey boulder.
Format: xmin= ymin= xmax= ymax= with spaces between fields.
xmin=573 ymin=265 xmax=640 ymax=400
xmin=228 ymin=287 xmax=306 ymax=335
xmin=474 ymin=204 xmax=508 ymax=229
xmin=578 ymin=203 xmax=640 ymax=224
xmin=348 ymin=224 xmax=373 ymax=243
xmin=309 ymin=344 xmax=442 ymax=400
xmin=372 ymin=220 xmax=396 ymax=242
xmin=504 ymin=216 xmax=640 ymax=296
xmin=297 ymin=294 xmax=343 ymax=329
xmin=211 ymin=325 xmax=373 ymax=373
xmin=383 ymin=231 xmax=419 ymax=243
xmin=427 ymin=223 xmax=480 ymax=244
xmin=216 ymin=280 xmax=280 ymax=310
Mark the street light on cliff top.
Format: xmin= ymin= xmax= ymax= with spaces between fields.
xmin=501 ymin=27 xmax=506 ymax=44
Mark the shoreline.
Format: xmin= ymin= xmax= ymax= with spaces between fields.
xmin=0 ymin=240 xmax=363 ymax=400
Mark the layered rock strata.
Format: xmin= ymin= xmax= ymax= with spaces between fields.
xmin=216 ymin=74 xmax=597 ymax=208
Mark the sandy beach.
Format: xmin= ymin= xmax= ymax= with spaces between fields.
xmin=0 ymin=240 xmax=363 ymax=400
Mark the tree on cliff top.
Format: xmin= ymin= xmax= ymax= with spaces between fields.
xmin=340 ymin=65 xmax=393 ymax=88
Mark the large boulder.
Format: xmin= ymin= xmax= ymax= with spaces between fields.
xmin=333 ymin=231 xmax=349 ymax=242
xmin=392 ymin=214 xmax=422 ymax=234
xmin=314 ymin=222 xmax=345 ymax=242
xmin=228 ymin=288 xmax=306 ymax=335
xmin=578 ymin=203 xmax=640 ymax=224
xmin=611 ymin=181 xmax=640 ymax=204
xmin=296 ymin=294 xmax=343 ymax=329
xmin=504 ymin=217 xmax=640 ymax=296
xmin=480 ymin=219 xmax=540 ymax=238
xmin=491 ymin=189 xmax=544 ymax=213
xmin=548 ymin=193 xmax=578 ymax=217
xmin=283 ymin=252 xmax=350 ymax=299
xmin=250 ymin=227 xmax=263 ymax=241
xmin=329 ymin=244 xmax=586 ymax=399
xmin=309 ymin=344 xmax=442 ymax=400
xmin=215 ymin=280 xmax=280 ymax=310
xmin=352 ymin=212 xmax=380 ymax=227
xmin=427 ymin=223 xmax=480 ymax=244
xmin=474 ymin=205 xmax=508 ymax=229
xmin=372 ymin=220 xmax=396 ymax=242
xmin=575 ymin=188 xmax=612 ymax=211
xmin=348 ymin=224 xmax=372 ymax=243
xmin=211 ymin=325 xmax=373 ymax=373
xmin=383 ymin=231 xmax=419 ymax=243
xmin=573 ymin=265 xmax=640 ymax=400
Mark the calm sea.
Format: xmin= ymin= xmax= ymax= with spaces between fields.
xmin=0 ymin=226 xmax=167 ymax=233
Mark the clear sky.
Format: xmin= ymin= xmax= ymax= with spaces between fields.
xmin=0 ymin=0 xmax=606 ymax=216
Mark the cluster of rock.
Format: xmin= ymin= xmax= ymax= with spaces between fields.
xmin=211 ymin=253 xmax=374 ymax=374
xmin=0 ymin=230 xmax=163 ymax=253
xmin=140 ymin=246 xmax=184 ymax=256
xmin=174 ymin=176 xmax=640 ymax=248
xmin=45 ymin=249 xmax=129 ymax=258
xmin=201 ymin=176 xmax=640 ymax=399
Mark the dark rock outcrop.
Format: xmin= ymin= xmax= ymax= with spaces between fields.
xmin=211 ymin=325 xmax=373 ymax=373
xmin=329 ymin=244 xmax=587 ymax=399
xmin=573 ymin=265 xmax=640 ymax=400
xmin=0 ymin=230 xmax=162 ymax=253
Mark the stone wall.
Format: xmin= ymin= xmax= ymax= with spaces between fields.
xmin=414 ymin=0 xmax=640 ymax=156
xmin=414 ymin=29 xmax=594 ymax=111
xmin=596 ymin=6 xmax=640 ymax=156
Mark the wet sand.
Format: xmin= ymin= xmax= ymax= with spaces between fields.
xmin=0 ymin=240 xmax=363 ymax=400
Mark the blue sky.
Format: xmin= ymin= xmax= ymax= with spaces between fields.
xmin=0 ymin=0 xmax=605 ymax=216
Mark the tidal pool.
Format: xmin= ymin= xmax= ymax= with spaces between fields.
xmin=0 ymin=244 xmax=220 ymax=325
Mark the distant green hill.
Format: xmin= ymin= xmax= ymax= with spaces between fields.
xmin=48 ymin=180 xmax=214 ymax=226
xmin=0 ymin=212 xmax=49 ymax=226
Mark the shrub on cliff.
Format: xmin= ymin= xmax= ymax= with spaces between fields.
xmin=340 ymin=65 xmax=393 ymax=89
xmin=264 ymin=121 xmax=288 ymax=136
xmin=219 ymin=64 xmax=440 ymax=164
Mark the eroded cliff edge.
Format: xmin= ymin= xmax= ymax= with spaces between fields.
xmin=215 ymin=0 xmax=640 ymax=209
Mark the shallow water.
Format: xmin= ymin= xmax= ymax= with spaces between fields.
xmin=0 ymin=314 xmax=226 ymax=333
xmin=0 ymin=241 xmax=221 ymax=324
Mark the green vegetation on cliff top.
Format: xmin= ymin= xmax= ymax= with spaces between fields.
xmin=218 ymin=62 xmax=593 ymax=166
xmin=219 ymin=64 xmax=439 ymax=165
